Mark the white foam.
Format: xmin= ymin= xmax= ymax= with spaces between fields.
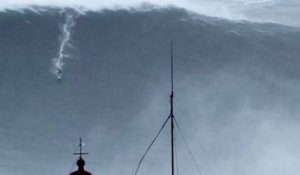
xmin=51 ymin=9 xmax=80 ymax=80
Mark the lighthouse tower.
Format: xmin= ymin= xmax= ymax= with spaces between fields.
xmin=70 ymin=138 xmax=93 ymax=175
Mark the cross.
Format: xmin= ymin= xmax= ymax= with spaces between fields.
xmin=73 ymin=138 xmax=88 ymax=158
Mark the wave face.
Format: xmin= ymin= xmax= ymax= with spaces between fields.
xmin=0 ymin=8 xmax=300 ymax=175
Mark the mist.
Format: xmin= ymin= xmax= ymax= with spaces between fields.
xmin=1 ymin=0 xmax=300 ymax=26
xmin=0 ymin=6 xmax=300 ymax=175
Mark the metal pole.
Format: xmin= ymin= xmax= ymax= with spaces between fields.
xmin=170 ymin=41 xmax=175 ymax=175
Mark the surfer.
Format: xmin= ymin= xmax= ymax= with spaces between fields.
xmin=57 ymin=68 xmax=63 ymax=83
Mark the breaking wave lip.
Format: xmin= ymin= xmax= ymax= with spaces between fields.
xmin=0 ymin=2 xmax=176 ymax=14
xmin=1 ymin=0 xmax=300 ymax=27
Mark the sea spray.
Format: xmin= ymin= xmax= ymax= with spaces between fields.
xmin=51 ymin=9 xmax=80 ymax=80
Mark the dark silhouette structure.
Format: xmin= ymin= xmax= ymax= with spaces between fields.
xmin=70 ymin=158 xmax=92 ymax=175
xmin=70 ymin=138 xmax=93 ymax=175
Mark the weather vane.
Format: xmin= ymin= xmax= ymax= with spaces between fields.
xmin=73 ymin=138 xmax=88 ymax=158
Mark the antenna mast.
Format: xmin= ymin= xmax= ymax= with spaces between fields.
xmin=170 ymin=41 xmax=175 ymax=175
xmin=131 ymin=41 xmax=178 ymax=175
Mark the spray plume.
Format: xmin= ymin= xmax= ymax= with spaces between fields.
xmin=51 ymin=9 xmax=80 ymax=81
